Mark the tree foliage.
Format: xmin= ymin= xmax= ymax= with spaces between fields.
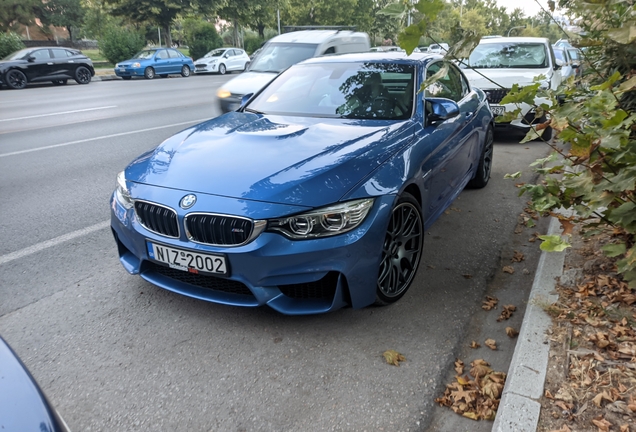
xmin=99 ymin=24 xmax=145 ymax=63
xmin=0 ymin=31 xmax=25 ymax=58
xmin=39 ymin=0 xmax=85 ymax=41
xmin=0 ymin=0 xmax=42 ymax=32
xmin=183 ymin=18 xmax=223 ymax=60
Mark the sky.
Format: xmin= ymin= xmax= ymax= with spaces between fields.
xmin=494 ymin=0 xmax=548 ymax=17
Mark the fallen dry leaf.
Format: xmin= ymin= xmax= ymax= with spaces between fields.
xmin=463 ymin=274 xmax=472 ymax=279
xmin=454 ymin=359 xmax=464 ymax=375
xmin=485 ymin=338 xmax=497 ymax=350
xmin=482 ymin=296 xmax=498 ymax=311
xmin=497 ymin=305 xmax=517 ymax=322
xmin=591 ymin=417 xmax=612 ymax=432
xmin=470 ymin=359 xmax=493 ymax=378
xmin=382 ymin=349 xmax=405 ymax=366
xmin=470 ymin=341 xmax=481 ymax=349
xmin=559 ymin=219 xmax=575 ymax=236
xmin=502 ymin=266 xmax=515 ymax=274
xmin=512 ymin=251 xmax=525 ymax=262
xmin=549 ymin=425 xmax=572 ymax=432
xmin=620 ymin=424 xmax=629 ymax=432
xmin=506 ymin=327 xmax=519 ymax=338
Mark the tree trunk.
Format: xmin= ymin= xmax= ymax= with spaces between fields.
xmin=163 ymin=24 xmax=172 ymax=47
xmin=233 ymin=18 xmax=239 ymax=47
xmin=67 ymin=25 xmax=73 ymax=42
xmin=257 ymin=23 xmax=265 ymax=38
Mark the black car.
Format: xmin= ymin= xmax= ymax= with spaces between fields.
xmin=0 ymin=47 xmax=95 ymax=89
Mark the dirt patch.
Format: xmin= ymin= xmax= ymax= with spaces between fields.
xmin=537 ymin=227 xmax=636 ymax=432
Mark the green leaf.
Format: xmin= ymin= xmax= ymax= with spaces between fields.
xmin=607 ymin=22 xmax=636 ymax=44
xmin=377 ymin=2 xmax=408 ymax=18
xmin=526 ymin=219 xmax=536 ymax=228
xmin=418 ymin=61 xmax=449 ymax=93
xmin=504 ymin=171 xmax=522 ymax=179
xmin=538 ymin=235 xmax=572 ymax=252
xmin=618 ymin=75 xmax=636 ymax=92
xmin=602 ymin=243 xmax=627 ymax=257
xmin=414 ymin=0 xmax=445 ymax=17
xmin=444 ymin=30 xmax=482 ymax=60
xmin=607 ymin=201 xmax=636 ymax=233
xmin=520 ymin=126 xmax=545 ymax=143
xmin=602 ymin=109 xmax=628 ymax=128
xmin=590 ymin=71 xmax=621 ymax=91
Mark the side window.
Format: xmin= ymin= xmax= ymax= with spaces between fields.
xmin=322 ymin=47 xmax=336 ymax=55
xmin=30 ymin=49 xmax=51 ymax=60
xmin=168 ymin=49 xmax=182 ymax=59
xmin=424 ymin=61 xmax=463 ymax=102
xmin=51 ymin=49 xmax=68 ymax=59
xmin=155 ymin=49 xmax=168 ymax=59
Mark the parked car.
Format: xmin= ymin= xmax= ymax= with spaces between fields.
xmin=194 ymin=48 xmax=250 ymax=75
xmin=369 ymin=46 xmax=405 ymax=52
xmin=216 ymin=30 xmax=370 ymax=112
xmin=0 ymin=47 xmax=94 ymax=89
xmin=459 ymin=37 xmax=562 ymax=140
xmin=553 ymin=46 xmax=575 ymax=80
xmin=567 ymin=47 xmax=584 ymax=77
xmin=428 ymin=43 xmax=449 ymax=54
xmin=0 ymin=336 xmax=70 ymax=431
xmin=115 ymin=48 xmax=194 ymax=80
xmin=111 ymin=52 xmax=494 ymax=315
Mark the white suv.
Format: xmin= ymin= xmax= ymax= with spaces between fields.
xmin=460 ymin=37 xmax=562 ymax=139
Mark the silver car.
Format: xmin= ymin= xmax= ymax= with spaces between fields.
xmin=194 ymin=48 xmax=250 ymax=75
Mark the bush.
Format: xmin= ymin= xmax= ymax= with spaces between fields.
xmin=184 ymin=20 xmax=223 ymax=61
xmin=244 ymin=35 xmax=264 ymax=55
xmin=99 ymin=26 xmax=145 ymax=64
xmin=0 ymin=32 xmax=25 ymax=59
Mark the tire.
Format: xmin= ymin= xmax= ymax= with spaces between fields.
xmin=74 ymin=66 xmax=91 ymax=84
xmin=159 ymin=74 xmax=168 ymax=78
xmin=144 ymin=67 xmax=155 ymax=79
xmin=51 ymin=79 xmax=68 ymax=86
xmin=6 ymin=69 xmax=27 ymax=89
xmin=181 ymin=65 xmax=191 ymax=77
xmin=467 ymin=125 xmax=494 ymax=189
xmin=375 ymin=192 xmax=423 ymax=305
xmin=218 ymin=64 xmax=226 ymax=75
xmin=122 ymin=76 xmax=132 ymax=80
xmin=541 ymin=126 xmax=553 ymax=141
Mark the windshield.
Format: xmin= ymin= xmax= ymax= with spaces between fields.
xmin=3 ymin=49 xmax=33 ymax=60
xmin=133 ymin=50 xmax=157 ymax=60
xmin=204 ymin=49 xmax=226 ymax=58
xmin=246 ymin=62 xmax=414 ymax=120
xmin=554 ymin=49 xmax=565 ymax=62
xmin=249 ymin=43 xmax=318 ymax=73
xmin=467 ymin=42 xmax=548 ymax=68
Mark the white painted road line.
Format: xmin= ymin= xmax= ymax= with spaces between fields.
xmin=0 ymin=106 xmax=118 ymax=122
xmin=0 ymin=221 xmax=110 ymax=266
xmin=0 ymin=118 xmax=209 ymax=158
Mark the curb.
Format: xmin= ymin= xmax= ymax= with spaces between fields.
xmin=492 ymin=216 xmax=565 ymax=432
xmin=93 ymin=74 xmax=120 ymax=82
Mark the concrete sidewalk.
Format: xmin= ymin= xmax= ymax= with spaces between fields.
xmin=93 ymin=68 xmax=119 ymax=81
xmin=492 ymin=216 xmax=566 ymax=431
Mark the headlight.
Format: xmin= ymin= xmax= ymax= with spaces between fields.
xmin=217 ymin=88 xmax=231 ymax=98
xmin=209 ymin=59 xmax=217 ymax=64
xmin=267 ymin=199 xmax=374 ymax=239
xmin=132 ymin=62 xmax=141 ymax=68
xmin=115 ymin=171 xmax=133 ymax=209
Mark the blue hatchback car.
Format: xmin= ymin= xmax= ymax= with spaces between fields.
xmin=110 ymin=52 xmax=494 ymax=315
xmin=115 ymin=48 xmax=194 ymax=80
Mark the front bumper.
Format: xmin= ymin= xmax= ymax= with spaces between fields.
xmin=194 ymin=63 xmax=219 ymax=74
xmin=114 ymin=66 xmax=144 ymax=77
xmin=110 ymin=186 xmax=394 ymax=315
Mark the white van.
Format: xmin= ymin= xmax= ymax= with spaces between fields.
xmin=217 ymin=30 xmax=371 ymax=112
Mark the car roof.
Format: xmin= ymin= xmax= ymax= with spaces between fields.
xmin=479 ymin=36 xmax=550 ymax=44
xmin=270 ymin=30 xmax=367 ymax=44
xmin=300 ymin=51 xmax=443 ymax=66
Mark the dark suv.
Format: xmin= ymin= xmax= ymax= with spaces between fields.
xmin=0 ymin=47 xmax=95 ymax=89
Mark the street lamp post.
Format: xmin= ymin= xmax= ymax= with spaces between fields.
xmin=507 ymin=25 xmax=527 ymax=37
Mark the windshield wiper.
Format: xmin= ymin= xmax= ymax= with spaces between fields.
xmin=248 ymin=69 xmax=280 ymax=73
xmin=244 ymin=108 xmax=265 ymax=114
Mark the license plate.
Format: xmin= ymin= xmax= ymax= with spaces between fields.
xmin=146 ymin=242 xmax=228 ymax=275
xmin=490 ymin=105 xmax=506 ymax=116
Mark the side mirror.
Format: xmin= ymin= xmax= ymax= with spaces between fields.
xmin=239 ymin=93 xmax=254 ymax=110
xmin=572 ymin=64 xmax=580 ymax=69
xmin=156 ymin=56 xmax=162 ymax=60
xmin=27 ymin=56 xmax=36 ymax=62
xmin=555 ymin=59 xmax=564 ymax=67
xmin=425 ymin=98 xmax=460 ymax=125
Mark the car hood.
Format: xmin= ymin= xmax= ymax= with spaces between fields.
xmin=220 ymin=72 xmax=278 ymax=96
xmin=0 ymin=59 xmax=24 ymax=70
xmin=462 ymin=67 xmax=552 ymax=89
xmin=195 ymin=57 xmax=221 ymax=63
xmin=125 ymin=112 xmax=415 ymax=207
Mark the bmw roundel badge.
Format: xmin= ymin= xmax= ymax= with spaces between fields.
xmin=180 ymin=194 xmax=197 ymax=209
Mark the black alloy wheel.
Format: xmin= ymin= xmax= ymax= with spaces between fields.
xmin=218 ymin=64 xmax=226 ymax=75
xmin=144 ymin=67 xmax=155 ymax=79
xmin=467 ymin=125 xmax=494 ymax=189
xmin=74 ymin=66 xmax=91 ymax=84
xmin=375 ymin=192 xmax=423 ymax=305
xmin=181 ymin=65 xmax=191 ymax=77
xmin=6 ymin=69 xmax=27 ymax=89
xmin=51 ymin=79 xmax=68 ymax=86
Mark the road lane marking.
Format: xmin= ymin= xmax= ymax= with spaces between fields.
xmin=0 ymin=118 xmax=210 ymax=158
xmin=0 ymin=106 xmax=118 ymax=122
xmin=0 ymin=221 xmax=110 ymax=266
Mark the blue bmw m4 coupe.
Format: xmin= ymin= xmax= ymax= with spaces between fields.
xmin=110 ymin=52 xmax=494 ymax=315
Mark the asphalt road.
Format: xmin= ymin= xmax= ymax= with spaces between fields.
xmin=0 ymin=75 xmax=550 ymax=431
